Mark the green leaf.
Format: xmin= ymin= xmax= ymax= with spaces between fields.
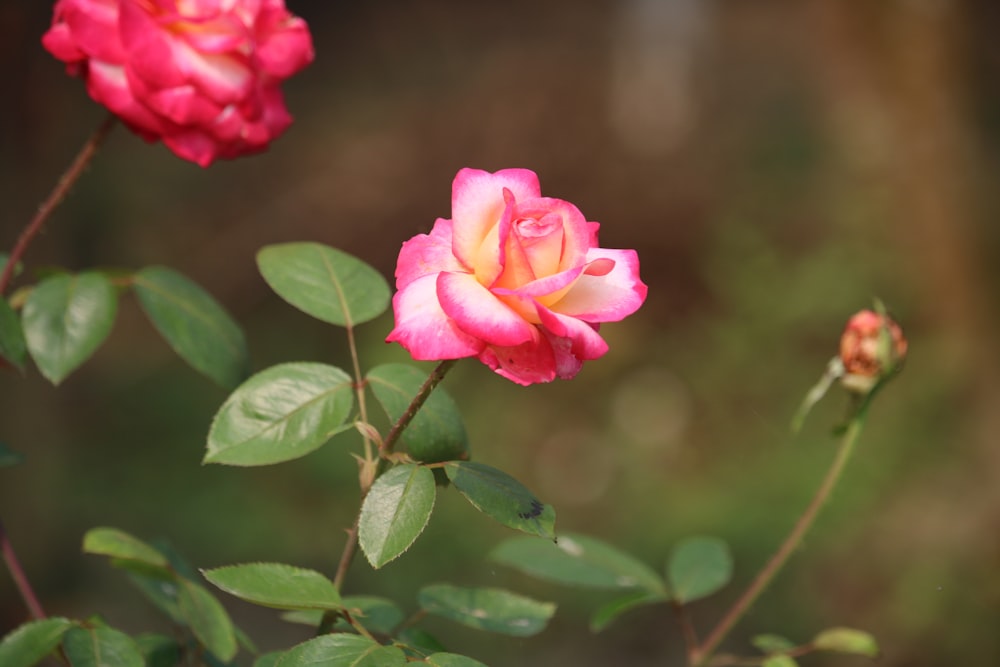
xmin=177 ymin=578 xmax=237 ymax=662
xmin=0 ymin=297 xmax=26 ymax=371
xmin=491 ymin=533 xmax=666 ymax=593
xmin=358 ymin=464 xmax=436 ymax=568
xmin=0 ymin=442 xmax=25 ymax=468
xmin=589 ymin=590 xmax=668 ymax=633
xmin=367 ymin=363 xmax=469 ymax=463
xmin=418 ymin=584 xmax=555 ymax=637
xmin=812 ymin=627 xmax=879 ymax=657
xmin=444 ymin=462 xmax=555 ymax=539
xmin=132 ymin=266 xmax=249 ymax=389
xmin=281 ymin=596 xmax=404 ymax=634
xmin=125 ymin=571 xmax=184 ymax=623
xmin=0 ymin=618 xmax=75 ymax=667
xmin=62 ymin=625 xmax=144 ymax=667
xmin=667 ymin=536 xmax=733 ymax=603
xmin=83 ymin=527 xmax=169 ymax=569
xmin=425 ymin=654 xmax=489 ymax=667
xmin=396 ymin=628 xmax=445 ymax=657
xmin=341 ymin=596 xmax=405 ymax=634
xmin=203 ymin=562 xmax=342 ymax=611
xmin=763 ymin=656 xmax=798 ymax=667
xmin=276 ymin=634 xmax=406 ymax=667
xmin=753 ymin=634 xmax=797 ymax=653
xmin=206 ymin=362 xmax=355 ymax=466
xmin=133 ymin=634 xmax=182 ymax=667
xmin=257 ymin=243 xmax=390 ymax=327
xmin=254 ymin=653 xmax=283 ymax=667
xmin=22 ymin=271 xmax=117 ymax=384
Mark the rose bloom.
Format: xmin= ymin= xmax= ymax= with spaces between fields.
xmin=839 ymin=309 xmax=907 ymax=393
xmin=42 ymin=0 xmax=314 ymax=167
xmin=387 ymin=168 xmax=648 ymax=386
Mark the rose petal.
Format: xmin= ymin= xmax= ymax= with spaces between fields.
xmin=437 ymin=271 xmax=536 ymax=347
xmin=450 ymin=168 xmax=540 ymax=270
xmin=386 ymin=274 xmax=485 ymax=360
xmin=537 ymin=306 xmax=609 ymax=361
xmin=394 ymin=218 xmax=466 ymax=290
xmin=478 ymin=329 xmax=557 ymax=385
xmin=551 ymin=248 xmax=647 ymax=322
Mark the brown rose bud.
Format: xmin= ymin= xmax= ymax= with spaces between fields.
xmin=839 ymin=309 xmax=907 ymax=393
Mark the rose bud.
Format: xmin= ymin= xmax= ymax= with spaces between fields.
xmin=42 ymin=0 xmax=314 ymax=167
xmin=839 ymin=309 xmax=907 ymax=394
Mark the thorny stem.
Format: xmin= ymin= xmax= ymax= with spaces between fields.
xmin=0 ymin=113 xmax=117 ymax=296
xmin=690 ymin=397 xmax=874 ymax=667
xmin=345 ymin=324 xmax=373 ymax=463
xmin=380 ymin=359 xmax=457 ymax=456
xmin=1 ymin=519 xmax=47 ymax=620
xmin=321 ymin=360 xmax=458 ymax=632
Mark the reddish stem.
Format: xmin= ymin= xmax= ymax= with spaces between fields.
xmin=0 ymin=113 xmax=117 ymax=296
xmin=0 ymin=519 xmax=47 ymax=620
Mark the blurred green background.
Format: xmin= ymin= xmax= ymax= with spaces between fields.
xmin=2 ymin=1 xmax=999 ymax=665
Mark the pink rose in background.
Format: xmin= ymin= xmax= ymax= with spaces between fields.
xmin=42 ymin=0 xmax=314 ymax=167
xmin=387 ymin=168 xmax=647 ymax=385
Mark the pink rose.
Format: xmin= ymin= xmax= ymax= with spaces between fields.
xmin=387 ymin=168 xmax=648 ymax=385
xmin=42 ymin=0 xmax=314 ymax=167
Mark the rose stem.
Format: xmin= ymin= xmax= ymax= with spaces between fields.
xmin=320 ymin=359 xmax=457 ymax=633
xmin=0 ymin=519 xmax=47 ymax=620
xmin=0 ymin=113 xmax=116 ymax=295
xmin=690 ymin=395 xmax=874 ymax=666
xmin=0 ymin=113 xmax=116 ymax=632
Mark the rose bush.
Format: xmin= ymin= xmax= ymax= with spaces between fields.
xmin=387 ymin=168 xmax=647 ymax=385
xmin=42 ymin=0 xmax=314 ymax=167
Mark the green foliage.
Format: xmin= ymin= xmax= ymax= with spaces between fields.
xmin=359 ymin=464 xmax=436 ymax=568
xmin=276 ymin=634 xmax=406 ymax=667
xmin=367 ymin=363 xmax=469 ymax=463
xmin=491 ymin=533 xmax=666 ymax=593
xmin=0 ymin=618 xmax=74 ymax=667
xmin=254 ymin=653 xmax=283 ymax=667
xmin=424 ymin=654 xmax=489 ymax=667
xmin=21 ymin=271 xmax=117 ymax=384
xmin=812 ymin=627 xmax=879 ymax=657
xmin=0 ymin=441 xmax=24 ymax=468
xmin=62 ymin=625 xmax=144 ymax=667
xmin=133 ymin=634 xmax=182 ymax=667
xmin=176 ymin=578 xmax=238 ymax=662
xmin=589 ymin=590 xmax=668 ymax=633
xmin=667 ymin=536 xmax=733 ymax=603
xmin=256 ymin=242 xmax=390 ymax=327
xmin=83 ymin=527 xmax=170 ymax=569
xmin=205 ymin=362 xmax=355 ymax=466
xmin=203 ymin=562 xmax=343 ymax=611
xmin=0 ymin=297 xmax=26 ymax=370
xmin=753 ymin=634 xmax=797 ymax=653
xmin=444 ymin=462 xmax=555 ymax=539
xmin=340 ymin=596 xmax=405 ymax=634
xmin=132 ymin=266 xmax=249 ymax=389
xmin=418 ymin=584 xmax=555 ymax=637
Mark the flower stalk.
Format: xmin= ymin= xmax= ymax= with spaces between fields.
xmin=0 ymin=113 xmax=116 ymax=296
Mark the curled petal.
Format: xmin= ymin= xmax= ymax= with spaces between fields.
xmin=451 ymin=168 xmax=540 ymax=270
xmin=479 ymin=329 xmax=557 ymax=386
xmin=394 ymin=218 xmax=466 ymax=290
xmin=386 ymin=274 xmax=485 ymax=360
xmin=537 ymin=306 xmax=609 ymax=362
xmin=438 ymin=271 xmax=536 ymax=347
xmin=552 ymin=248 xmax=647 ymax=322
